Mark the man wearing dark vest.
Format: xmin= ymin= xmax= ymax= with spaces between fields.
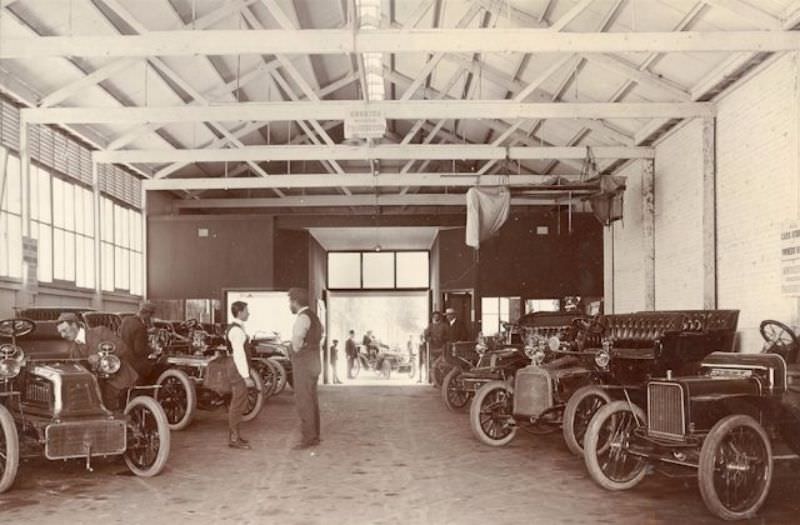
xmin=225 ymin=301 xmax=252 ymax=449
xmin=288 ymin=287 xmax=322 ymax=449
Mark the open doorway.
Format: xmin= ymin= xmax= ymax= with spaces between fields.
xmin=328 ymin=291 xmax=429 ymax=386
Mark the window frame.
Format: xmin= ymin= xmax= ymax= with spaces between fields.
xmin=326 ymin=249 xmax=430 ymax=291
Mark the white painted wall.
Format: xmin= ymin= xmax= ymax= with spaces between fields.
xmin=604 ymin=52 xmax=800 ymax=352
xmin=716 ymin=53 xmax=800 ymax=351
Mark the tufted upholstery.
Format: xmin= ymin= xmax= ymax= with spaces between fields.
xmin=583 ymin=310 xmax=739 ymax=355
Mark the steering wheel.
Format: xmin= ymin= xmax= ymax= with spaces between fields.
xmin=0 ymin=318 xmax=35 ymax=339
xmin=180 ymin=319 xmax=199 ymax=330
xmin=760 ymin=320 xmax=799 ymax=362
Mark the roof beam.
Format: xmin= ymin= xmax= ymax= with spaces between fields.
xmin=143 ymin=173 xmax=589 ymax=191
xmin=36 ymin=0 xmax=258 ymax=108
xmin=4 ymin=30 xmax=800 ymax=58
xmin=25 ymin=100 xmax=714 ymax=124
xmin=173 ymin=194 xmax=577 ymax=209
xmin=702 ymin=0 xmax=783 ymax=30
xmin=95 ymin=145 xmax=654 ymax=164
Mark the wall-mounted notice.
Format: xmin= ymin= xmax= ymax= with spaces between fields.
xmin=781 ymin=221 xmax=800 ymax=296
xmin=344 ymin=108 xmax=386 ymax=140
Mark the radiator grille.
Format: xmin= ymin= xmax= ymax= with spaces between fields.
xmin=45 ymin=420 xmax=126 ymax=459
xmin=513 ymin=367 xmax=553 ymax=418
xmin=647 ymin=382 xmax=685 ymax=439
xmin=25 ymin=381 xmax=51 ymax=405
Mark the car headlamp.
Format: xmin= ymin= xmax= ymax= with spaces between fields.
xmin=594 ymin=349 xmax=611 ymax=369
xmin=531 ymin=349 xmax=546 ymax=366
xmin=475 ymin=343 xmax=487 ymax=355
xmin=548 ymin=336 xmax=562 ymax=352
xmin=0 ymin=358 xmax=21 ymax=378
xmin=98 ymin=354 xmax=121 ymax=375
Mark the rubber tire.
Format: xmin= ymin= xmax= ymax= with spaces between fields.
xmin=469 ymin=380 xmax=517 ymax=447
xmin=584 ymin=400 xmax=647 ymax=491
xmin=268 ymin=358 xmax=288 ymax=394
xmin=563 ymin=385 xmax=612 ymax=456
xmin=242 ymin=368 xmax=265 ymax=422
xmin=124 ymin=396 xmax=171 ymax=478
xmin=698 ymin=414 xmax=773 ymax=521
xmin=442 ymin=367 xmax=471 ymax=412
xmin=251 ymin=359 xmax=278 ymax=398
xmin=155 ymin=368 xmax=197 ymax=431
xmin=0 ymin=404 xmax=19 ymax=494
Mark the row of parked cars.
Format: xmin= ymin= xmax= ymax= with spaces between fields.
xmin=0 ymin=307 xmax=294 ymax=493
xmin=434 ymin=309 xmax=800 ymax=521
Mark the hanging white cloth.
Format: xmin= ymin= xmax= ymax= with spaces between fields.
xmin=465 ymin=186 xmax=511 ymax=249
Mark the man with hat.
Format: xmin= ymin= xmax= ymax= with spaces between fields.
xmin=56 ymin=312 xmax=139 ymax=410
xmin=120 ymin=301 xmax=157 ymax=378
xmin=445 ymin=307 xmax=468 ymax=342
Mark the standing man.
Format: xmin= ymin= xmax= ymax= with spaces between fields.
xmin=424 ymin=311 xmax=449 ymax=385
xmin=56 ymin=313 xmax=139 ymax=410
xmin=225 ymin=301 xmax=252 ymax=450
xmin=345 ymin=330 xmax=357 ymax=379
xmin=445 ymin=307 xmax=468 ymax=342
xmin=329 ymin=339 xmax=342 ymax=384
xmin=120 ymin=302 xmax=157 ymax=379
xmin=288 ymin=287 xmax=322 ymax=450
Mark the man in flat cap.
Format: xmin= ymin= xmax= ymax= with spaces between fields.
xmin=120 ymin=302 xmax=157 ymax=378
xmin=56 ymin=312 xmax=139 ymax=410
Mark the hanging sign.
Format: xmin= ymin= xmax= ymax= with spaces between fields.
xmin=344 ymin=108 xmax=386 ymax=140
xmin=22 ymin=236 xmax=38 ymax=288
xmin=781 ymin=221 xmax=800 ymax=296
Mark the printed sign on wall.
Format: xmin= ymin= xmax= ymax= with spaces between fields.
xmin=781 ymin=221 xmax=800 ymax=296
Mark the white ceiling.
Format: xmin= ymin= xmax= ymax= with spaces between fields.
xmin=309 ymin=227 xmax=440 ymax=251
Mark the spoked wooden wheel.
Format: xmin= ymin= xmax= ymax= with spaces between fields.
xmin=699 ymin=415 xmax=772 ymax=521
xmin=442 ymin=367 xmax=471 ymax=412
xmin=124 ymin=396 xmax=170 ymax=477
xmin=252 ymin=359 xmax=277 ymax=398
xmin=0 ymin=405 xmax=19 ymax=493
xmin=584 ymin=401 xmax=647 ymax=491
xmin=155 ymin=369 xmax=197 ymax=431
xmin=242 ymin=368 xmax=265 ymax=422
xmin=469 ymin=381 xmax=517 ymax=447
xmin=563 ymin=385 xmax=611 ymax=456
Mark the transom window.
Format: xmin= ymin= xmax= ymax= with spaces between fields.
xmin=328 ymin=251 xmax=429 ymax=290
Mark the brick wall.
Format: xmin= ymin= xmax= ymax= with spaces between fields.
xmin=604 ymin=53 xmax=800 ymax=352
xmin=716 ymin=53 xmax=800 ymax=351
xmin=604 ymin=160 xmax=645 ymax=313
xmin=654 ymin=119 xmax=705 ymax=310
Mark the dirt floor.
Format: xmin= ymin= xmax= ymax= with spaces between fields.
xmin=2 ymin=380 xmax=800 ymax=524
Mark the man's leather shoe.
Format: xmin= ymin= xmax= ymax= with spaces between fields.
xmin=237 ymin=436 xmax=249 ymax=445
xmin=229 ymin=440 xmax=251 ymax=450
xmin=292 ymin=440 xmax=318 ymax=450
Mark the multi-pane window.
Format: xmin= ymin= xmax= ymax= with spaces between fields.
xmin=0 ymin=150 xmax=22 ymax=279
xmin=327 ymin=251 xmax=429 ymax=290
xmin=481 ymin=297 xmax=522 ymax=336
xmin=102 ymin=197 xmax=143 ymax=295
xmin=0 ymin=149 xmax=143 ymax=296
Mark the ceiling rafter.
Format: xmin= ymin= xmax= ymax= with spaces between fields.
xmin=5 ymin=29 xmax=800 ymax=58
xmin=92 ymin=0 xmax=284 ymax=196
xmin=94 ymin=144 xmax=653 ymax=164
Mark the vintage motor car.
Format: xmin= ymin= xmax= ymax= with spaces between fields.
xmin=442 ymin=311 xmax=582 ymax=413
xmin=249 ymin=330 xmax=292 ymax=394
xmin=0 ymin=318 xmax=171 ymax=493
xmin=147 ymin=319 xmax=266 ymax=431
xmin=559 ymin=310 xmax=739 ymax=456
xmin=582 ymin=318 xmax=800 ymax=521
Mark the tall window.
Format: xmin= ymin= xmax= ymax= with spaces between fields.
xmin=481 ymin=297 xmax=522 ymax=336
xmin=0 ymin=150 xmax=22 ymax=279
xmin=327 ymin=251 xmax=429 ymax=290
xmin=49 ymin=175 xmax=94 ymax=288
xmin=101 ymin=197 xmax=143 ymax=295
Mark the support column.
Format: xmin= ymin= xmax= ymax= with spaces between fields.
xmin=642 ymin=159 xmax=655 ymax=311
xmin=18 ymin=118 xmax=34 ymax=306
xmin=702 ymin=118 xmax=718 ymax=309
xmin=91 ymin=161 xmax=103 ymax=309
xmin=141 ymin=184 xmax=148 ymax=301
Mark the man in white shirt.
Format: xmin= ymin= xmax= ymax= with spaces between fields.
xmin=226 ymin=301 xmax=252 ymax=449
xmin=288 ymin=288 xmax=322 ymax=449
